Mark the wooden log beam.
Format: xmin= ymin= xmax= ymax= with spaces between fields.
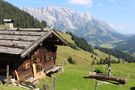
xmin=84 ymin=75 xmax=126 ymax=85
xmin=15 ymin=70 xmax=20 ymax=81
xmin=0 ymin=44 xmax=25 ymax=49
xmin=32 ymin=63 xmax=37 ymax=78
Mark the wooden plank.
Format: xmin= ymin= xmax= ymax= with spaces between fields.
xmin=0 ymin=30 xmax=44 ymax=36
xmin=6 ymin=65 xmax=9 ymax=79
xmin=32 ymin=63 xmax=37 ymax=78
xmin=0 ymin=35 xmax=40 ymax=41
xmin=0 ymin=46 xmax=23 ymax=54
xmin=0 ymin=38 xmax=34 ymax=42
xmin=0 ymin=40 xmax=32 ymax=47
xmin=0 ymin=44 xmax=26 ymax=49
xmin=15 ymin=70 xmax=20 ymax=80
xmin=84 ymin=75 xmax=126 ymax=85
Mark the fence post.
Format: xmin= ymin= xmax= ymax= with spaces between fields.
xmin=108 ymin=55 xmax=112 ymax=76
xmin=6 ymin=65 xmax=9 ymax=84
xmin=53 ymin=77 xmax=56 ymax=90
xmin=95 ymin=80 xmax=98 ymax=90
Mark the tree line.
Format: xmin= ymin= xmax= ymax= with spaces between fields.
xmin=67 ymin=32 xmax=135 ymax=63
xmin=67 ymin=32 xmax=94 ymax=54
xmin=96 ymin=47 xmax=135 ymax=63
xmin=0 ymin=1 xmax=47 ymax=28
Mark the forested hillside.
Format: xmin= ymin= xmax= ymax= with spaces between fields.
xmin=67 ymin=32 xmax=135 ymax=63
xmin=58 ymin=32 xmax=135 ymax=64
xmin=96 ymin=47 xmax=135 ymax=62
xmin=67 ymin=32 xmax=94 ymax=54
xmin=114 ymin=35 xmax=135 ymax=55
xmin=0 ymin=1 xmax=47 ymax=28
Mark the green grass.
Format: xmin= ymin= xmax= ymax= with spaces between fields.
xmin=58 ymin=32 xmax=75 ymax=45
xmin=0 ymin=84 xmax=25 ymax=90
xmin=100 ymin=40 xmax=123 ymax=49
xmin=56 ymin=46 xmax=95 ymax=65
xmin=57 ymin=32 xmax=123 ymax=65
xmin=38 ymin=63 xmax=135 ymax=90
xmin=94 ymin=63 xmax=135 ymax=90
xmin=100 ymin=43 xmax=114 ymax=48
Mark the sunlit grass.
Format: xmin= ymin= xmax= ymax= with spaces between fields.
xmin=38 ymin=63 xmax=135 ymax=90
xmin=0 ymin=84 xmax=25 ymax=90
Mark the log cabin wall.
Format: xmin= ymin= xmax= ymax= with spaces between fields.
xmin=0 ymin=29 xmax=66 ymax=80
xmin=17 ymin=45 xmax=57 ymax=80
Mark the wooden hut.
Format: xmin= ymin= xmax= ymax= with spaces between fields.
xmin=0 ymin=28 xmax=66 ymax=80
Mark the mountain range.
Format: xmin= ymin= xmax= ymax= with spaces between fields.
xmin=23 ymin=6 xmax=125 ymax=46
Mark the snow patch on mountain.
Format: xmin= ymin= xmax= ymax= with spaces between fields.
xmin=23 ymin=6 xmax=125 ymax=46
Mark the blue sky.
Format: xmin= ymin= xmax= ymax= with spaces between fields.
xmin=5 ymin=0 xmax=135 ymax=34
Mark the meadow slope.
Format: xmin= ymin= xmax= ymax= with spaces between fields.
xmin=37 ymin=32 xmax=134 ymax=90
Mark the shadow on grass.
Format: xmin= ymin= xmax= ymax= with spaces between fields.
xmin=130 ymin=87 xmax=135 ymax=90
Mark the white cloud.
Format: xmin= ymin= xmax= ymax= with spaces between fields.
xmin=68 ymin=0 xmax=93 ymax=7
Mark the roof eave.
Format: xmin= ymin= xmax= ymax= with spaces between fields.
xmin=20 ymin=30 xmax=52 ymax=58
xmin=52 ymin=30 xmax=67 ymax=46
xmin=20 ymin=30 xmax=67 ymax=58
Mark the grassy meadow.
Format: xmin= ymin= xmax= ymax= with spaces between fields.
xmin=38 ymin=63 xmax=135 ymax=90
xmin=0 ymin=85 xmax=25 ymax=90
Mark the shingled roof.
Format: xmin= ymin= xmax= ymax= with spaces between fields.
xmin=0 ymin=28 xmax=66 ymax=58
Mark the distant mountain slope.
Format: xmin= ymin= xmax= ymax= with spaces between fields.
xmin=114 ymin=35 xmax=135 ymax=54
xmin=58 ymin=32 xmax=135 ymax=63
xmin=0 ymin=1 xmax=46 ymax=28
xmin=24 ymin=6 xmax=125 ymax=46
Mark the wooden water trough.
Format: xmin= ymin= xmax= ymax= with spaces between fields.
xmin=84 ymin=74 xmax=126 ymax=85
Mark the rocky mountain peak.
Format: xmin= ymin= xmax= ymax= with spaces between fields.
xmin=23 ymin=6 xmax=125 ymax=46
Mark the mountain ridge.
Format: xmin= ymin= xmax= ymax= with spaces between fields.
xmin=23 ymin=6 xmax=125 ymax=46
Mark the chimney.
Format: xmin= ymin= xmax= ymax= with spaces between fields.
xmin=3 ymin=19 xmax=14 ymax=29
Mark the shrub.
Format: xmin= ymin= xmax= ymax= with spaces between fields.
xmin=67 ymin=56 xmax=76 ymax=64
xmin=94 ymin=67 xmax=106 ymax=74
xmin=91 ymin=55 xmax=94 ymax=58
